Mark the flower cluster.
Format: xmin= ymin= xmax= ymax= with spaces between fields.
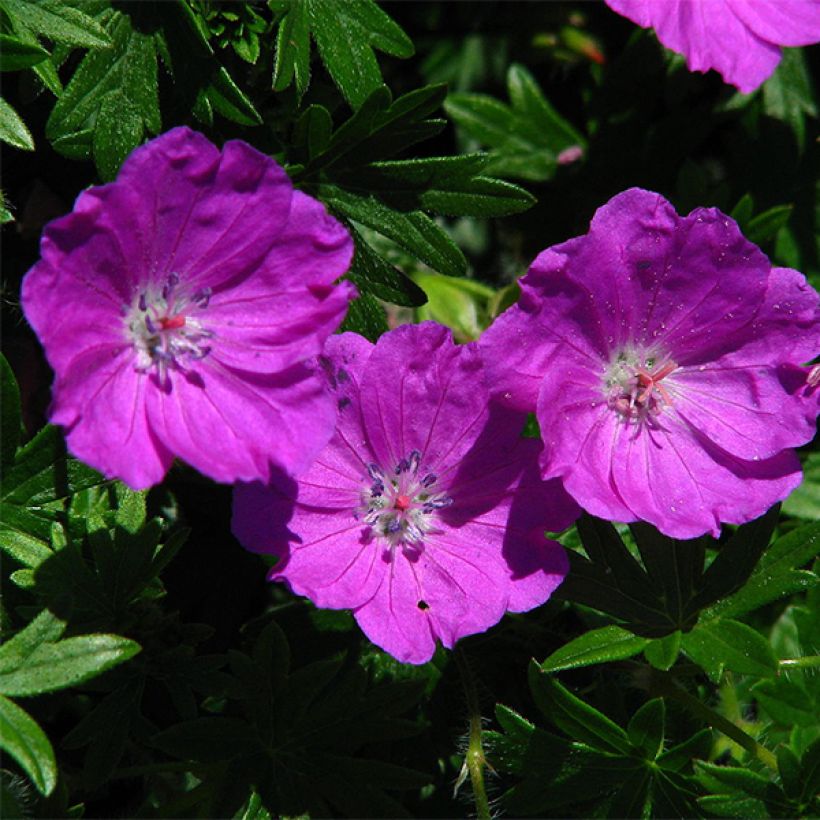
xmin=604 ymin=0 xmax=820 ymax=94
xmin=22 ymin=127 xmax=820 ymax=663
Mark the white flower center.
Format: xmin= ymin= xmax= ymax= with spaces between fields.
xmin=357 ymin=450 xmax=453 ymax=547
xmin=604 ymin=346 xmax=678 ymax=424
xmin=124 ymin=273 xmax=213 ymax=384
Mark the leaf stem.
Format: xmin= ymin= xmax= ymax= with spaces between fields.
xmin=454 ymin=646 xmax=491 ymax=820
xmin=650 ymin=670 xmax=777 ymax=772
xmin=779 ymin=655 xmax=820 ymax=669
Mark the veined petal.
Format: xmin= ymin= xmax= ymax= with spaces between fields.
xmin=725 ymin=0 xmax=820 ymax=48
xmin=354 ymin=558 xmax=437 ymax=665
xmin=50 ymin=348 xmax=173 ymax=489
xmin=610 ymin=416 xmax=801 ymax=538
xmin=115 ymin=128 xmax=293 ymax=289
xmin=360 ymin=323 xmax=490 ymax=470
xmin=146 ymin=359 xmax=336 ymax=483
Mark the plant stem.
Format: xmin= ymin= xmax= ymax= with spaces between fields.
xmin=651 ymin=670 xmax=777 ymax=772
xmin=455 ymin=647 xmax=491 ymax=820
xmin=780 ymin=655 xmax=820 ymax=669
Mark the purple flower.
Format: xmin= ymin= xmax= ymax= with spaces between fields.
xmin=604 ymin=0 xmax=820 ymax=93
xmin=479 ymin=188 xmax=820 ymax=539
xmin=232 ymin=323 xmax=577 ymax=665
xmin=22 ymin=127 xmax=355 ymax=489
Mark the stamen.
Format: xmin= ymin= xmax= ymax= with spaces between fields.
xmin=357 ymin=452 xmax=453 ymax=547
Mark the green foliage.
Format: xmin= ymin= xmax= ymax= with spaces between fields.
xmin=486 ymin=664 xmax=708 ymax=817
xmin=271 ymin=0 xmax=414 ymax=107
xmin=151 ymin=622 xmax=430 ymax=816
xmin=446 ymin=63 xmax=585 ymax=181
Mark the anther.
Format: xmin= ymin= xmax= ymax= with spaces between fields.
xmin=421 ymin=473 xmax=437 ymax=487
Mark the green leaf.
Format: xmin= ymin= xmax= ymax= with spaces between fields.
xmin=706 ymin=522 xmax=820 ymax=619
xmin=0 ymin=0 xmax=112 ymax=49
xmin=627 ymin=698 xmax=665 ymax=760
xmin=301 ymin=84 xmax=392 ymax=175
xmin=752 ymin=678 xmax=817 ymax=727
xmin=783 ymin=453 xmax=820 ymax=519
xmin=681 ymin=619 xmax=779 ymax=681
xmin=306 ymin=0 xmax=412 ymax=109
xmin=1 ymin=353 xmax=21 ymax=471
xmin=0 ymin=608 xmax=66 ymax=675
xmin=729 ymin=193 xmax=754 ymax=228
xmin=0 ymin=96 xmax=34 ymax=150
xmin=0 ymin=635 xmax=141 ymax=696
xmin=697 ymin=794 xmax=769 ymax=818
xmin=0 ymin=425 xmax=106 ymax=568
xmin=46 ymin=8 xmax=160 ymax=161
xmin=272 ymin=0 xmax=310 ymax=96
xmin=0 ymin=34 xmax=49 ymax=71
xmin=92 ymin=89 xmax=144 ymax=181
xmin=339 ymin=291 xmax=388 ymax=341
xmin=528 ymin=662 xmax=632 ymax=755
xmin=293 ymin=104 xmax=333 ymax=162
xmin=644 ymin=631 xmax=682 ymax=671
xmin=746 ymin=204 xmax=793 ymax=245
xmin=763 ymin=48 xmax=816 ymax=151
xmin=657 ymin=728 xmax=713 ymax=772
xmin=345 ymin=227 xmax=428 ymax=307
xmin=0 ymin=694 xmax=57 ymax=795
xmin=540 ymin=625 xmax=650 ymax=672
xmin=690 ymin=506 xmax=779 ymax=613
xmin=208 ymin=65 xmax=262 ymax=126
xmin=799 ymin=738 xmax=820 ymax=806
xmin=324 ymin=186 xmax=466 ymax=278
xmin=445 ymin=63 xmax=584 ymax=181
xmin=413 ymin=271 xmax=494 ymax=341
xmin=338 ymin=154 xmax=535 ymax=217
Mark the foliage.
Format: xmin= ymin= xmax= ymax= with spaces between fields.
xmin=2 ymin=1 xmax=819 ymax=817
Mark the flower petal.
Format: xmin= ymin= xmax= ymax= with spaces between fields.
xmin=725 ymin=0 xmax=820 ymax=47
xmin=146 ymin=358 xmax=335 ymax=483
xmin=115 ymin=127 xmax=293 ymax=289
xmin=605 ymin=0 xmax=781 ymax=93
xmin=50 ymin=348 xmax=173 ymax=489
xmin=360 ymin=322 xmax=489 ymax=471
xmin=610 ymin=416 xmax=801 ymax=538
xmin=354 ymin=557 xmax=437 ymax=664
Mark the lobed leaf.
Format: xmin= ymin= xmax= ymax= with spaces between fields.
xmin=0 ymin=0 xmax=111 ymax=49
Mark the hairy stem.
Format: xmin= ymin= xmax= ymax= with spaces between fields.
xmin=455 ymin=647 xmax=491 ymax=820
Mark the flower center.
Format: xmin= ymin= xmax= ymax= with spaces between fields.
xmin=357 ymin=450 xmax=453 ymax=547
xmin=124 ymin=273 xmax=213 ymax=384
xmin=604 ymin=348 xmax=678 ymax=424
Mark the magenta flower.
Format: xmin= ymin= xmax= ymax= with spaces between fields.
xmin=604 ymin=0 xmax=820 ymax=93
xmin=232 ymin=323 xmax=576 ymax=664
xmin=479 ymin=188 xmax=820 ymax=539
xmin=22 ymin=127 xmax=355 ymax=489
